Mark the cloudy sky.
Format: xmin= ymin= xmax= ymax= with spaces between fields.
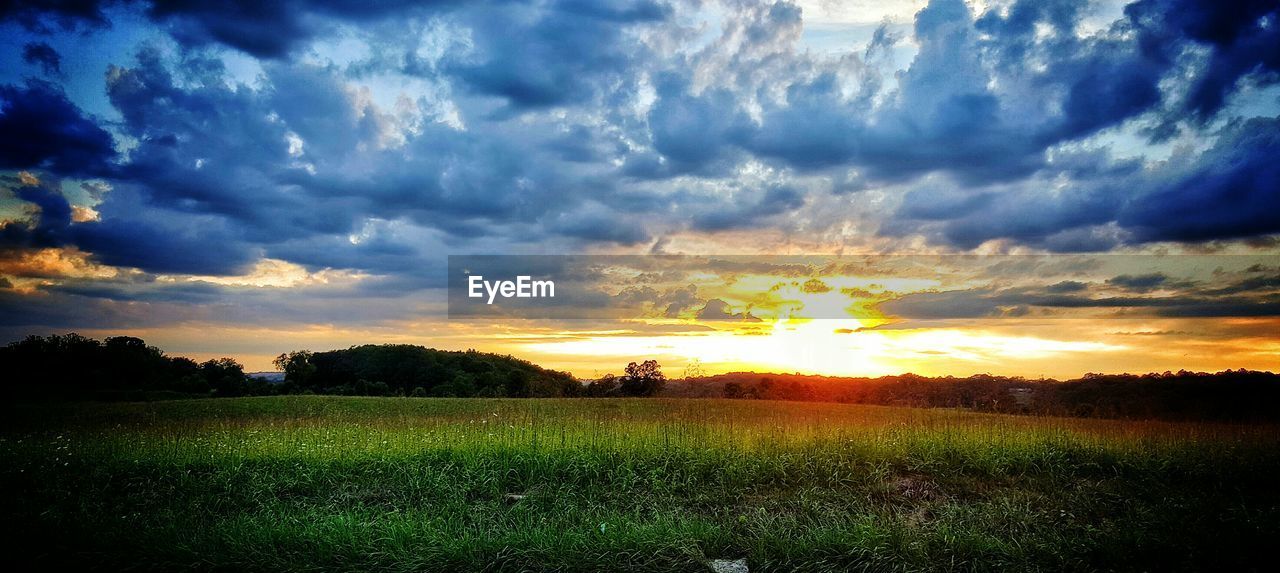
xmin=1 ymin=0 xmax=1278 ymax=377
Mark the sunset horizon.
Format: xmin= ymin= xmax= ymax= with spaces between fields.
xmin=11 ymin=251 xmax=1276 ymax=379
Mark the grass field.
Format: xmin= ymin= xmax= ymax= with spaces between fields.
xmin=2 ymin=396 xmax=1278 ymax=571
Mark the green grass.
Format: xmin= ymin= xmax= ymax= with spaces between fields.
xmin=2 ymin=396 xmax=1278 ymax=571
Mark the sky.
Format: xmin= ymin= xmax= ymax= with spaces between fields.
xmin=1 ymin=0 xmax=1278 ymax=378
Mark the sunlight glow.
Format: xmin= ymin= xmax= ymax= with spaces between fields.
xmin=520 ymin=316 xmax=1124 ymax=378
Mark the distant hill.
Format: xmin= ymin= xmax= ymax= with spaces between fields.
xmin=290 ymin=344 xmax=581 ymax=398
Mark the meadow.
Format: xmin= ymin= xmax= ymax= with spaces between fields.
xmin=1 ymin=396 xmax=1278 ymax=571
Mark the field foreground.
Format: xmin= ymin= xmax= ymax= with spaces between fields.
xmin=1 ymin=397 xmax=1278 ymax=571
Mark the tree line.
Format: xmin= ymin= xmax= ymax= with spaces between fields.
xmin=0 ymin=333 xmax=272 ymax=400
xmin=4 ymin=333 xmax=1278 ymax=421
xmin=665 ymin=370 xmax=1280 ymax=422
xmin=0 ymin=334 xmax=665 ymax=400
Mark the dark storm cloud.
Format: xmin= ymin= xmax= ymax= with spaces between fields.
xmin=550 ymin=209 xmax=652 ymax=245
xmin=0 ymin=0 xmax=113 ymax=33
xmin=101 ymin=51 xmax=383 ymax=240
xmin=972 ymin=0 xmax=1166 ymax=142
xmin=884 ymin=168 xmax=1128 ymax=251
xmin=0 ymin=81 xmax=116 ymax=176
xmin=657 ymin=0 xmax=1275 ymax=193
xmin=2 ymin=0 xmax=467 ymax=58
xmin=0 ymin=179 xmax=72 ymax=249
xmin=734 ymin=0 xmax=1055 ymax=183
xmin=1125 ymin=0 xmax=1280 ymax=125
xmin=1119 ymin=116 xmax=1280 ymax=243
xmin=1046 ymin=281 xmax=1089 ymax=293
xmin=73 ymin=215 xmax=260 ymax=275
xmin=642 ymin=79 xmax=748 ymax=177
xmin=879 ymin=275 xmax=1280 ymax=319
xmin=893 ymin=185 xmax=995 ymax=222
xmin=151 ymin=0 xmax=671 ymax=64
xmin=690 ymin=184 xmax=804 ymax=232
xmin=882 ymin=0 xmax=1279 ymax=249
xmin=21 ymin=41 xmax=62 ymax=76
xmin=739 ymin=74 xmax=868 ymax=172
xmin=1203 ymin=273 xmax=1280 ymax=296
xmin=52 ymin=278 xmax=226 ymax=303
xmin=0 ymin=288 xmax=176 ymax=330
xmin=974 ymin=0 xmax=1280 ymax=138
xmin=891 ymin=115 xmax=1280 ymax=250
xmin=445 ymin=0 xmax=669 ymax=109
xmin=1106 ymin=273 xmax=1176 ymax=292
xmin=52 ymin=41 xmax=679 ymax=278
xmin=0 ymin=175 xmax=261 ymax=275
xmin=148 ymin=0 xmax=342 ymax=59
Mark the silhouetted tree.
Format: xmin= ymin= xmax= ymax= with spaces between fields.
xmin=620 ymin=360 xmax=665 ymax=397
xmin=273 ymin=350 xmax=315 ymax=387
xmin=203 ymin=358 xmax=250 ymax=397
